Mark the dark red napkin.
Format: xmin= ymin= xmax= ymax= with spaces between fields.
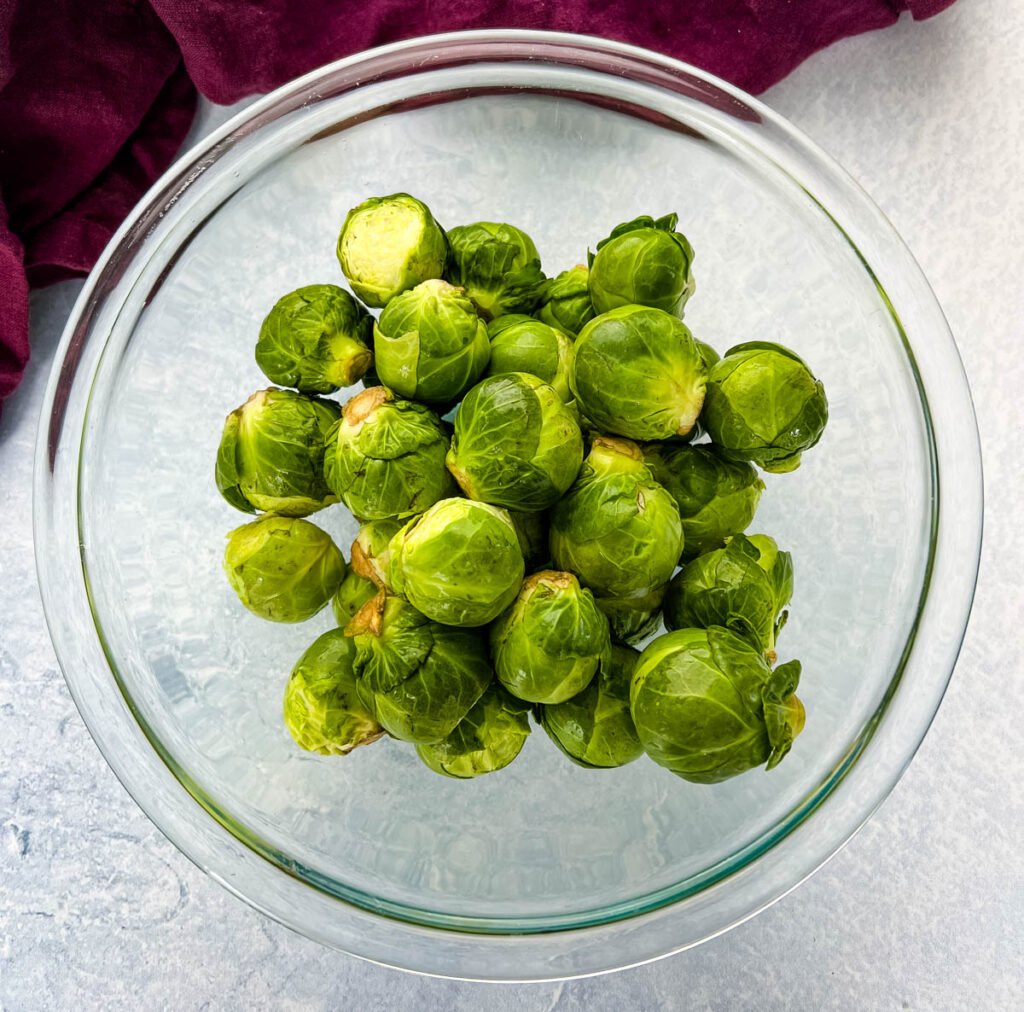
xmin=0 ymin=0 xmax=956 ymax=411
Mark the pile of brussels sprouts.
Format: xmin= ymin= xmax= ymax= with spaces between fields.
xmin=215 ymin=193 xmax=828 ymax=784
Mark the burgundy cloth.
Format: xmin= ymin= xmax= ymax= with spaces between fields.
xmin=0 ymin=0 xmax=957 ymax=411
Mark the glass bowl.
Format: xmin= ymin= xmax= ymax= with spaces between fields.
xmin=34 ymin=30 xmax=982 ymax=981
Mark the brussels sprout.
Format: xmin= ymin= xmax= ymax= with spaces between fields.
xmin=446 ymin=373 xmax=583 ymax=512
xmin=539 ymin=643 xmax=643 ymax=768
xmin=416 ymin=684 xmax=531 ymax=778
xmin=595 ymin=585 xmax=666 ymax=645
xmin=491 ymin=570 xmax=610 ymax=704
xmin=588 ymin=213 xmax=695 ymax=316
xmin=336 ymin=193 xmax=447 ymax=307
xmin=663 ymin=534 xmax=793 ymax=663
xmin=332 ymin=571 xmax=377 ymax=628
xmin=283 ymin=629 xmax=383 ymax=755
xmin=255 ymin=284 xmax=373 ymax=394
xmin=215 ymin=388 xmax=339 ymax=516
xmin=349 ymin=517 xmax=405 ymax=590
xmin=508 ymin=510 xmax=551 ymax=569
xmin=373 ymin=279 xmax=490 ymax=403
xmin=571 ymin=305 xmax=708 ymax=441
xmin=701 ymin=341 xmax=828 ymax=473
xmin=535 ymin=264 xmax=595 ymax=337
xmin=631 ymin=626 xmax=805 ymax=783
xmin=486 ymin=314 xmax=575 ymax=401
xmin=389 ymin=498 xmax=525 ymax=627
xmin=349 ymin=594 xmax=491 ymax=744
xmin=323 ymin=387 xmax=455 ymax=520
xmin=223 ymin=514 xmax=345 ymax=623
xmin=643 ymin=444 xmax=764 ymax=559
xmin=444 ymin=221 xmax=548 ymax=320
xmin=550 ymin=437 xmax=683 ymax=599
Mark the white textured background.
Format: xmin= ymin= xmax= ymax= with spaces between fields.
xmin=2 ymin=3 xmax=1022 ymax=1008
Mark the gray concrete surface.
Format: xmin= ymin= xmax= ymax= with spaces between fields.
xmin=2 ymin=2 xmax=1022 ymax=1008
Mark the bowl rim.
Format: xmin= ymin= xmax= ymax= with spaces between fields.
xmin=33 ymin=28 xmax=983 ymax=981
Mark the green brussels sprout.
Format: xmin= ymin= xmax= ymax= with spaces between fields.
xmin=349 ymin=594 xmax=492 ymax=744
xmin=223 ymin=514 xmax=345 ymax=622
xmin=508 ymin=510 xmax=551 ymax=569
xmin=446 ymin=373 xmax=583 ymax=512
xmin=373 ymin=279 xmax=490 ymax=403
xmin=349 ymin=517 xmax=405 ymax=590
xmin=550 ymin=437 xmax=683 ymax=599
xmin=323 ymin=387 xmax=455 ymax=520
xmin=491 ymin=570 xmax=611 ymax=704
xmin=389 ymin=498 xmax=525 ymax=627
xmin=701 ymin=341 xmax=828 ymax=473
xmin=283 ymin=629 xmax=383 ymax=755
xmin=332 ymin=570 xmax=377 ymax=628
xmin=663 ymin=534 xmax=793 ymax=663
xmin=485 ymin=314 xmax=575 ymax=402
xmin=336 ymin=193 xmax=447 ymax=307
xmin=588 ymin=213 xmax=695 ymax=317
xmin=255 ymin=284 xmax=373 ymax=394
xmin=630 ymin=626 xmax=805 ymax=783
xmin=642 ymin=443 xmax=764 ymax=559
xmin=215 ymin=388 xmax=339 ymax=516
xmin=539 ymin=643 xmax=643 ymax=768
xmin=595 ymin=585 xmax=666 ymax=645
xmin=571 ymin=305 xmax=708 ymax=441
xmin=444 ymin=221 xmax=548 ymax=320
xmin=416 ymin=684 xmax=531 ymax=778
xmin=535 ymin=264 xmax=595 ymax=336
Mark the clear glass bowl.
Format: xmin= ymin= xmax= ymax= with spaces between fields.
xmin=34 ymin=31 xmax=982 ymax=981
